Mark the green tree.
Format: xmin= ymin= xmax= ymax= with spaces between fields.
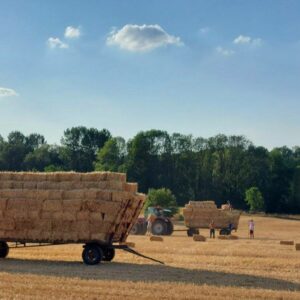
xmin=95 ymin=137 xmax=126 ymax=172
xmin=145 ymin=188 xmax=177 ymax=212
xmin=245 ymin=187 xmax=264 ymax=212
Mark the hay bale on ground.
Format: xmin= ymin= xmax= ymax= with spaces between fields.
xmin=295 ymin=243 xmax=300 ymax=251
xmin=150 ymin=236 xmax=163 ymax=242
xmin=280 ymin=240 xmax=294 ymax=245
xmin=193 ymin=234 xmax=206 ymax=242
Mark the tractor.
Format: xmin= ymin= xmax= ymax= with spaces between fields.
xmin=130 ymin=207 xmax=174 ymax=236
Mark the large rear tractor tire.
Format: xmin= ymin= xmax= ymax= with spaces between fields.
xmin=187 ymin=228 xmax=199 ymax=237
xmin=130 ymin=223 xmax=141 ymax=235
xmin=151 ymin=219 xmax=167 ymax=236
xmin=82 ymin=244 xmax=103 ymax=265
xmin=0 ymin=242 xmax=9 ymax=258
xmin=166 ymin=221 xmax=174 ymax=235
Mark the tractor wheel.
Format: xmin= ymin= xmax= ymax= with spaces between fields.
xmin=219 ymin=228 xmax=231 ymax=236
xmin=130 ymin=223 xmax=141 ymax=235
xmin=187 ymin=228 xmax=199 ymax=237
xmin=82 ymin=244 xmax=103 ymax=265
xmin=140 ymin=222 xmax=148 ymax=235
xmin=151 ymin=219 xmax=167 ymax=235
xmin=0 ymin=242 xmax=9 ymax=258
xmin=102 ymin=248 xmax=115 ymax=262
xmin=166 ymin=221 xmax=174 ymax=235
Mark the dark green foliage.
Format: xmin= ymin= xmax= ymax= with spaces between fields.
xmin=0 ymin=128 xmax=299 ymax=213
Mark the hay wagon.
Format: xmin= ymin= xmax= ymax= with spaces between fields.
xmin=182 ymin=201 xmax=241 ymax=236
xmin=0 ymin=171 xmax=150 ymax=265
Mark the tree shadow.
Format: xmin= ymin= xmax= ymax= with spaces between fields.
xmin=1 ymin=258 xmax=299 ymax=292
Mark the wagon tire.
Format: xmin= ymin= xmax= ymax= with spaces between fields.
xmin=82 ymin=244 xmax=103 ymax=265
xmin=102 ymin=247 xmax=115 ymax=262
xmin=0 ymin=242 xmax=9 ymax=258
xmin=187 ymin=228 xmax=199 ymax=237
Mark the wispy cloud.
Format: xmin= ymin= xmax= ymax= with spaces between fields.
xmin=0 ymin=87 xmax=18 ymax=98
xmin=47 ymin=37 xmax=69 ymax=49
xmin=64 ymin=26 xmax=81 ymax=39
xmin=199 ymin=27 xmax=210 ymax=34
xmin=216 ymin=46 xmax=235 ymax=56
xmin=233 ymin=35 xmax=262 ymax=47
xmin=107 ymin=24 xmax=182 ymax=52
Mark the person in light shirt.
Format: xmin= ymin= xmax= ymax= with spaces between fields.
xmin=248 ymin=219 xmax=255 ymax=239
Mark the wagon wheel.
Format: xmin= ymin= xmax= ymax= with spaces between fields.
xmin=0 ymin=242 xmax=9 ymax=258
xmin=187 ymin=228 xmax=199 ymax=237
xmin=82 ymin=244 xmax=103 ymax=265
xmin=102 ymin=248 xmax=115 ymax=262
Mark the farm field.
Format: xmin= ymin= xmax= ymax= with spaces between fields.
xmin=0 ymin=214 xmax=299 ymax=299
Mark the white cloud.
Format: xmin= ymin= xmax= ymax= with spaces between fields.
xmin=0 ymin=87 xmax=18 ymax=98
xmin=47 ymin=37 xmax=69 ymax=49
xmin=106 ymin=24 xmax=182 ymax=52
xmin=199 ymin=27 xmax=210 ymax=34
xmin=64 ymin=26 xmax=81 ymax=39
xmin=216 ymin=46 xmax=235 ymax=56
xmin=233 ymin=35 xmax=262 ymax=47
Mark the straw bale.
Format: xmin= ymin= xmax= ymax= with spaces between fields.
xmin=150 ymin=236 xmax=163 ymax=242
xmin=112 ymin=191 xmax=130 ymax=202
xmin=77 ymin=231 xmax=91 ymax=241
xmin=0 ymin=172 xmax=13 ymax=181
xmin=7 ymin=199 xmax=27 ymax=210
xmin=28 ymin=210 xmax=40 ymax=219
xmin=43 ymin=200 xmax=62 ymax=211
xmin=38 ymin=231 xmax=53 ymax=241
xmin=123 ymin=183 xmax=138 ymax=193
xmin=0 ymin=199 xmax=7 ymax=210
xmin=0 ymin=181 xmax=14 ymax=189
xmin=193 ymin=234 xmax=206 ymax=242
xmin=89 ymin=212 xmax=103 ymax=222
xmin=15 ymin=220 xmax=35 ymax=231
xmin=295 ymin=244 xmax=300 ymax=251
xmin=22 ymin=182 xmax=37 ymax=189
xmin=82 ymin=199 xmax=120 ymax=214
xmin=76 ymin=211 xmax=89 ymax=221
xmin=26 ymin=199 xmax=42 ymax=210
xmin=26 ymin=229 xmax=41 ymax=241
xmin=5 ymin=209 xmax=28 ymax=220
xmin=63 ymin=232 xmax=78 ymax=242
xmin=0 ymin=219 xmax=15 ymax=230
xmin=63 ymin=190 xmax=84 ymax=200
xmin=36 ymin=190 xmax=49 ymax=200
xmin=62 ymin=199 xmax=82 ymax=211
xmin=105 ymin=180 xmax=123 ymax=191
xmin=104 ymin=213 xmax=118 ymax=223
xmin=11 ymin=172 xmax=24 ymax=181
xmin=80 ymin=172 xmax=102 ymax=182
xmin=280 ymin=240 xmax=294 ymax=245
xmin=36 ymin=182 xmax=50 ymax=189
xmin=91 ymin=233 xmax=107 ymax=241
xmin=41 ymin=211 xmax=52 ymax=219
xmin=38 ymin=220 xmax=52 ymax=231
xmin=73 ymin=220 xmax=89 ymax=232
xmin=4 ymin=230 xmax=26 ymax=240
xmin=90 ymin=220 xmax=112 ymax=233
xmin=22 ymin=172 xmax=38 ymax=181
xmin=106 ymin=172 xmax=126 ymax=182
xmin=62 ymin=212 xmax=76 ymax=221
xmin=50 ymin=231 xmax=64 ymax=241
xmin=52 ymin=211 xmax=63 ymax=220
xmin=218 ymin=235 xmax=239 ymax=240
xmin=48 ymin=190 xmax=64 ymax=200
xmin=50 ymin=172 xmax=82 ymax=182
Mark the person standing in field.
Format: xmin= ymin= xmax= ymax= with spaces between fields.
xmin=209 ymin=220 xmax=215 ymax=238
xmin=147 ymin=213 xmax=155 ymax=235
xmin=248 ymin=219 xmax=255 ymax=239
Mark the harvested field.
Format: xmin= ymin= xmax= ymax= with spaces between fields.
xmin=0 ymin=215 xmax=300 ymax=299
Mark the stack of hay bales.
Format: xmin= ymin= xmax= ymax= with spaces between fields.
xmin=0 ymin=172 xmax=145 ymax=244
xmin=183 ymin=201 xmax=240 ymax=229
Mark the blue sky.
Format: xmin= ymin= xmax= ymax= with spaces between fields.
xmin=0 ymin=0 xmax=299 ymax=148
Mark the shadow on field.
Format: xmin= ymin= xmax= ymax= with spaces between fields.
xmin=1 ymin=258 xmax=300 ymax=292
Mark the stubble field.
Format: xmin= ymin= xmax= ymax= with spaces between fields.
xmin=0 ymin=215 xmax=299 ymax=299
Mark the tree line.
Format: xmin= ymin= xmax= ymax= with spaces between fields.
xmin=0 ymin=127 xmax=299 ymax=213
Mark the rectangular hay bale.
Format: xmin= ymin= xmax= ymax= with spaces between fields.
xmin=280 ymin=240 xmax=294 ymax=245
